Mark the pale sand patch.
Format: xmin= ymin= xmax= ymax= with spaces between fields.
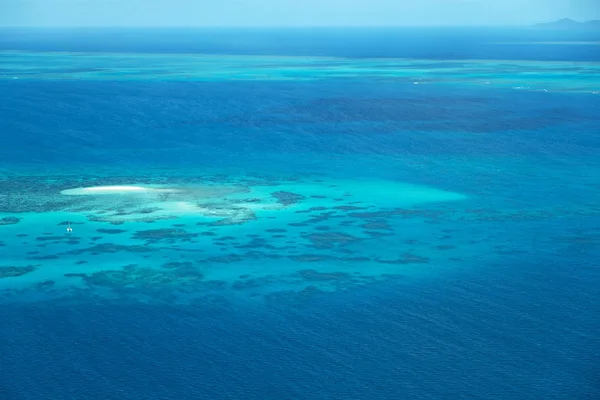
xmin=61 ymin=185 xmax=181 ymax=195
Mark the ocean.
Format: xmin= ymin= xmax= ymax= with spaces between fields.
xmin=0 ymin=27 xmax=599 ymax=399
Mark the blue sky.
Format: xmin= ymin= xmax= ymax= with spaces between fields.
xmin=1 ymin=0 xmax=599 ymax=27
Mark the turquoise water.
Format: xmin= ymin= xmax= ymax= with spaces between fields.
xmin=3 ymin=50 xmax=600 ymax=93
xmin=0 ymin=28 xmax=599 ymax=399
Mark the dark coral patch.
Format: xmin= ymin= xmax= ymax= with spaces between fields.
xmin=299 ymin=285 xmax=323 ymax=296
xmin=340 ymin=220 xmax=356 ymax=226
xmin=235 ymin=238 xmax=278 ymax=250
xmin=304 ymin=212 xmax=342 ymax=225
xmin=378 ymin=253 xmax=429 ymax=264
xmin=289 ymin=254 xmax=335 ymax=262
xmin=216 ymin=236 xmax=237 ymax=241
xmin=133 ymin=228 xmax=198 ymax=242
xmin=58 ymin=221 xmax=84 ymax=226
xmin=33 ymin=280 xmax=55 ymax=289
xmin=0 ymin=265 xmax=36 ymax=278
xmin=304 ymin=232 xmax=361 ymax=249
xmin=35 ymin=236 xmax=66 ymax=242
xmin=162 ymin=261 xmax=194 ymax=269
xmin=0 ymin=216 xmax=21 ymax=225
xmin=295 ymin=206 xmax=328 ymax=214
xmin=295 ymin=269 xmax=352 ymax=282
xmin=434 ymin=245 xmax=456 ymax=250
xmin=272 ymin=191 xmax=305 ymax=206
xmin=64 ymin=273 xmax=87 ymax=278
xmin=79 ymin=263 xmax=203 ymax=288
xmin=334 ymin=205 xmax=365 ymax=211
xmin=364 ymin=230 xmax=394 ymax=238
xmin=211 ymin=213 xmax=256 ymax=226
xmin=97 ymin=228 xmax=127 ymax=234
xmin=361 ymin=220 xmax=392 ymax=230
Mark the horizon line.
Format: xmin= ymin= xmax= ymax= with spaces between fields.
xmin=0 ymin=24 xmax=545 ymax=29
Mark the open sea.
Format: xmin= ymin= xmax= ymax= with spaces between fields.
xmin=0 ymin=27 xmax=599 ymax=399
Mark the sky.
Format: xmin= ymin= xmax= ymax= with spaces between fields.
xmin=1 ymin=0 xmax=599 ymax=27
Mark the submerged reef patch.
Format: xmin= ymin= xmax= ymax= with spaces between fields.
xmin=0 ymin=216 xmax=21 ymax=225
xmin=272 ymin=191 xmax=306 ymax=206
xmin=0 ymin=265 xmax=37 ymax=278
xmin=66 ymin=263 xmax=204 ymax=289
xmin=0 ymin=172 xmax=479 ymax=302
xmin=132 ymin=228 xmax=198 ymax=242
xmin=304 ymin=232 xmax=362 ymax=249
xmin=377 ymin=253 xmax=429 ymax=264
xmin=97 ymin=228 xmax=127 ymax=234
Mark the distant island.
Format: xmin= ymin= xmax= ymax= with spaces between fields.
xmin=534 ymin=18 xmax=600 ymax=29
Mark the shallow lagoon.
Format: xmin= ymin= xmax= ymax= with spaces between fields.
xmin=0 ymin=167 xmax=472 ymax=302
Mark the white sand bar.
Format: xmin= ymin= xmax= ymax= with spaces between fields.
xmin=61 ymin=185 xmax=181 ymax=195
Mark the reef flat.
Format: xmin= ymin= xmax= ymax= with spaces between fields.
xmin=0 ymin=170 xmax=473 ymax=303
xmin=2 ymin=51 xmax=599 ymax=94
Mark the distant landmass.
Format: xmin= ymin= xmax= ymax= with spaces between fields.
xmin=534 ymin=18 xmax=600 ymax=29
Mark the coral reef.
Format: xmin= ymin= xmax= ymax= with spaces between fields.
xmin=272 ymin=191 xmax=305 ymax=206
xmin=132 ymin=228 xmax=198 ymax=242
xmin=0 ymin=216 xmax=20 ymax=225
xmin=0 ymin=265 xmax=37 ymax=278
xmin=97 ymin=228 xmax=127 ymax=234
xmin=304 ymin=231 xmax=362 ymax=249
xmin=65 ymin=263 xmax=204 ymax=289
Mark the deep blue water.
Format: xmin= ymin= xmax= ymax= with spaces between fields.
xmin=1 ymin=29 xmax=599 ymax=399
xmin=2 ymin=260 xmax=598 ymax=400
xmin=2 ymin=27 xmax=600 ymax=60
